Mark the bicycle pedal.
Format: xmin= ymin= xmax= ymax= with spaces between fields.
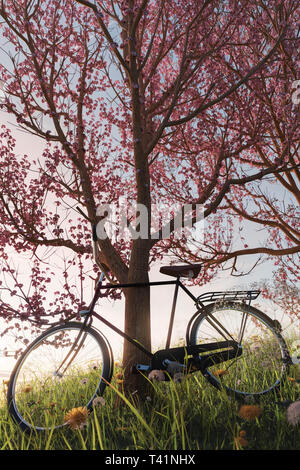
xmin=132 ymin=364 xmax=151 ymax=374
xmin=163 ymin=359 xmax=186 ymax=375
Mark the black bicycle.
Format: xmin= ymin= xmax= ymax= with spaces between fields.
xmin=7 ymin=213 xmax=292 ymax=432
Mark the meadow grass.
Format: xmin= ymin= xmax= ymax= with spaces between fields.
xmin=0 ymin=362 xmax=299 ymax=451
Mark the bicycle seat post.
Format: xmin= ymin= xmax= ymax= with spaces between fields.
xmin=165 ymin=276 xmax=180 ymax=350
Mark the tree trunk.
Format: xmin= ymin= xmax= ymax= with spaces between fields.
xmin=121 ymin=239 xmax=152 ymax=397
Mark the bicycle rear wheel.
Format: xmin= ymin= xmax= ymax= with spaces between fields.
xmin=189 ymin=302 xmax=290 ymax=399
xmin=7 ymin=321 xmax=112 ymax=432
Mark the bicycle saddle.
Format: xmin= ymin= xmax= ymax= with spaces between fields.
xmin=160 ymin=263 xmax=202 ymax=279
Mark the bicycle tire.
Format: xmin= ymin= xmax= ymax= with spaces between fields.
xmin=188 ymin=301 xmax=290 ymax=399
xmin=7 ymin=321 xmax=112 ymax=432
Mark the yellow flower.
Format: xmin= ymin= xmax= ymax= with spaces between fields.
xmin=114 ymin=372 xmax=123 ymax=380
xmin=64 ymin=406 xmax=89 ymax=430
xmin=23 ymin=385 xmax=32 ymax=393
xmin=288 ymin=377 xmax=297 ymax=383
xmin=238 ymin=405 xmax=262 ymax=421
xmin=234 ymin=436 xmax=248 ymax=449
xmin=213 ymin=369 xmax=228 ymax=377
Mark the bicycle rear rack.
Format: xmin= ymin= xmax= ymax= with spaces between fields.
xmin=197 ymin=289 xmax=260 ymax=305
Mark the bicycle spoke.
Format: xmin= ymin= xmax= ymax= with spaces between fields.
xmin=205 ymin=312 xmax=236 ymax=342
xmin=237 ymin=311 xmax=249 ymax=344
xmin=190 ymin=302 xmax=288 ymax=396
xmin=8 ymin=322 xmax=111 ymax=432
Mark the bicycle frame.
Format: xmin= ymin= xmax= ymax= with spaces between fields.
xmin=67 ymin=212 xmax=207 ymax=370
xmin=76 ymin=214 xmax=253 ymax=372
xmin=81 ymin=275 xmax=200 ymax=362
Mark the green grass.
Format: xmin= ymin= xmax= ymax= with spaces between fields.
xmin=1 ymin=363 xmax=300 ymax=450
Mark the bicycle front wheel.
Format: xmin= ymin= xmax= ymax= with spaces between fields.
xmin=189 ymin=302 xmax=290 ymax=398
xmin=7 ymin=321 xmax=112 ymax=432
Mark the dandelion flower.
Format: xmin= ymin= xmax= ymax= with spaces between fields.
xmin=286 ymin=401 xmax=300 ymax=426
xmin=250 ymin=342 xmax=261 ymax=353
xmin=114 ymin=372 xmax=123 ymax=380
xmin=148 ymin=369 xmax=165 ymax=381
xmin=92 ymin=396 xmax=105 ymax=407
xmin=234 ymin=436 xmax=248 ymax=448
xmin=64 ymin=406 xmax=89 ymax=430
xmin=213 ymin=369 xmax=228 ymax=378
xmin=238 ymin=405 xmax=262 ymax=421
xmin=250 ymin=335 xmax=261 ymax=343
xmin=173 ymin=372 xmax=184 ymax=383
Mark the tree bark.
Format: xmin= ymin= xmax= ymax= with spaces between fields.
xmin=122 ymin=238 xmax=152 ymax=396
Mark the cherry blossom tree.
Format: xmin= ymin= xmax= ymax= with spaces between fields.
xmin=254 ymin=276 xmax=300 ymax=323
xmin=175 ymin=0 xmax=300 ymax=282
xmin=0 ymin=0 xmax=298 ymax=392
